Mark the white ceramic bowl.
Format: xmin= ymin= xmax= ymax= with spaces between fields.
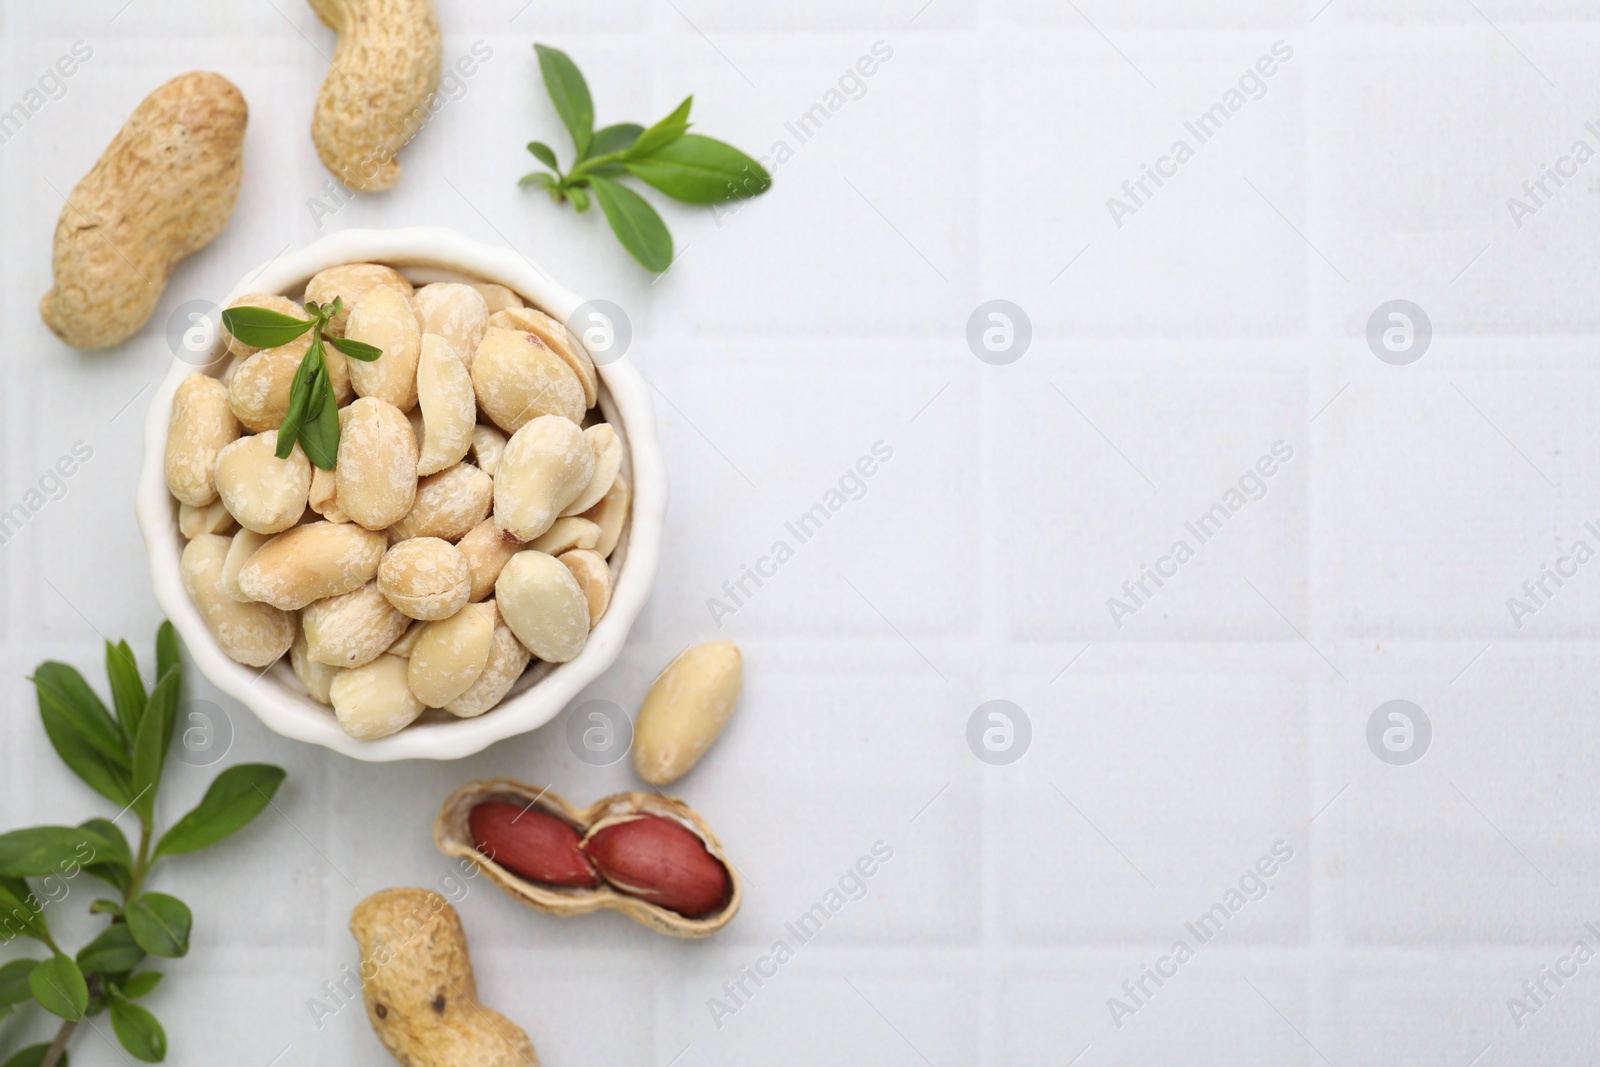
xmin=136 ymin=227 xmax=665 ymax=761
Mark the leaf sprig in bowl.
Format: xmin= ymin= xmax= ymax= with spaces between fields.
xmin=2 ymin=623 xmax=286 ymax=1066
xmin=219 ymin=298 xmax=382 ymax=469
xmin=521 ymin=43 xmax=773 ymax=272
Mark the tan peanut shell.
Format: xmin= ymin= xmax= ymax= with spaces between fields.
xmin=415 ymin=334 xmax=475 ymax=475
xmin=387 ymin=463 xmax=491 ymax=542
xmin=348 ymin=286 xmax=423 ymax=411
xmin=350 ymin=888 xmax=539 ymax=1067
xmin=633 ymin=641 xmax=743 ymax=786
xmin=303 ymin=581 xmax=411 ymax=668
xmin=309 ymin=0 xmax=442 ymax=193
xmin=487 ymin=306 xmax=598 ymax=408
xmin=337 ymin=397 xmax=419 ymax=530
xmin=435 ymin=780 xmax=741 ymax=938
xmin=303 ymin=263 xmax=413 ymax=336
xmin=442 ymin=611 xmax=528 ymax=718
xmin=165 ymin=375 xmax=239 ymax=507
xmin=181 ymin=535 xmax=296 ymax=667
xmin=413 ymin=284 xmax=489 ymax=374
xmin=41 ymin=72 xmax=246 ymax=349
xmin=236 ymin=521 xmax=386 ymax=610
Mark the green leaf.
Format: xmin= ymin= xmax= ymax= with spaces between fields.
xmin=90 ymin=898 xmax=123 ymax=917
xmin=297 ymin=370 xmax=340 ymax=471
xmin=568 ymin=185 xmax=591 ymax=212
xmin=109 ymin=996 xmax=167 ymax=1062
xmin=526 ymin=140 xmax=560 ymax=171
xmin=34 ymin=662 xmax=132 ymax=805
xmin=0 ymin=877 xmax=46 ymax=943
xmin=626 ymin=96 xmax=693 ymax=159
xmin=535 ymin=43 xmax=594 ymax=157
xmin=125 ymin=894 xmax=191 ymax=958
xmin=130 ymin=668 xmax=181 ymax=824
xmin=325 ymin=335 xmax=382 ymax=362
xmin=104 ymin=641 xmax=146 ymax=748
xmin=155 ymin=764 xmax=286 ymax=857
xmin=0 ymin=826 xmax=115 ymax=878
xmin=625 ymin=133 xmax=773 ymax=204
xmin=118 ymin=972 xmax=162 ymax=999
xmin=276 ymin=344 xmax=320 ymax=461
xmin=590 ymin=122 xmax=643 ymax=157
xmin=589 ymin=176 xmax=673 ymax=272
xmin=30 ymin=954 xmax=88 ymax=1019
xmin=519 ymin=171 xmax=560 ymax=191
xmin=2 ymin=1044 xmax=67 ymax=1067
xmin=79 ymin=818 xmax=133 ymax=891
xmin=155 ymin=621 xmax=180 ymax=685
xmin=77 ymin=924 xmax=145 ymax=976
xmin=0 ymin=958 xmax=38 ymax=1012
xmin=221 ymin=307 xmax=316 ymax=349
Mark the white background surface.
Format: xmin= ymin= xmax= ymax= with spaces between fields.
xmin=3 ymin=1 xmax=1599 ymax=1064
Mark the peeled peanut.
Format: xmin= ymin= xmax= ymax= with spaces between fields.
xmin=559 ymin=549 xmax=611 ymax=626
xmin=469 ymin=424 xmax=506 ymax=476
xmin=581 ymin=474 xmax=630 ymax=559
xmin=222 ymin=293 xmax=306 ymax=359
xmin=236 ymin=521 xmax=386 ymax=610
xmin=214 ymin=430 xmax=311 ymax=535
xmin=494 ymin=416 xmax=593 ymax=542
xmin=181 ymin=534 xmax=296 ymax=668
xmin=444 ymin=611 xmax=530 ymax=717
xmin=227 ymin=338 xmax=312 ymax=432
xmin=470 ymin=282 xmax=524 ymax=314
xmin=407 ymin=602 xmax=495 ymax=708
xmin=290 ymin=628 xmax=340 ymax=705
xmin=303 ymin=581 xmax=411 ymax=668
xmin=303 ymin=263 xmax=413 ymax=336
xmin=416 ymin=334 xmax=475 ymax=475
xmin=221 ymin=528 xmax=270 ymax=602
xmin=633 ymin=641 xmax=743 ymax=785
xmin=495 ymin=551 xmax=589 ymax=663
xmin=336 ymin=397 xmax=418 ymax=530
xmin=489 ymin=306 xmax=598 ymax=408
xmin=308 ymin=466 xmax=348 ymax=523
xmin=457 ymin=520 xmax=519 ymax=602
xmin=387 ymin=619 xmax=426 ymax=657
xmin=413 ymin=284 xmax=489 ymax=374
xmin=561 ymin=424 xmax=622 ymax=516
xmin=388 ymin=464 xmax=492 ymax=542
xmin=178 ymin=500 xmax=236 ymax=539
xmin=165 ymin=375 xmax=239 ymax=506
xmin=530 ymin=517 xmax=599 ymax=556
xmin=471 ymin=326 xmax=585 ymax=433
xmin=347 ymin=286 xmax=422 ymax=410
xmin=330 ymin=654 xmax=424 ymax=740
xmin=378 ymin=537 xmax=471 ymax=621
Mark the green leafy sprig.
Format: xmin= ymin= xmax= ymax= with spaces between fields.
xmin=2 ymin=623 xmax=287 ymax=1066
xmin=520 ymin=43 xmax=773 ymax=272
xmin=220 ymin=299 xmax=382 ymax=470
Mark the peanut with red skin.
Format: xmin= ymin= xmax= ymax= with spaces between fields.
xmin=581 ymin=814 xmax=730 ymax=918
xmin=469 ymin=803 xmax=598 ymax=889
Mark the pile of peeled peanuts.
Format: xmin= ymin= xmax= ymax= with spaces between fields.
xmin=163 ymin=263 xmax=628 ymax=740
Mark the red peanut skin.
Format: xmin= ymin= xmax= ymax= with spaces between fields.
xmin=581 ymin=815 xmax=730 ymax=917
xmin=470 ymin=802 xmax=600 ymax=889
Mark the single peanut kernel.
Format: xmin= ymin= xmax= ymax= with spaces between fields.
xmin=632 ymin=641 xmax=743 ymax=786
xmin=469 ymin=802 xmax=599 ymax=888
xmin=581 ymin=814 xmax=730 ymax=917
xmin=378 ymin=537 xmax=471 ymax=621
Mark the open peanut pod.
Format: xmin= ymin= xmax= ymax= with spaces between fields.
xmin=435 ymin=778 xmax=741 ymax=939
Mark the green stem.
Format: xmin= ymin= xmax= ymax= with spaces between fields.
xmin=567 ymin=150 xmax=627 ymax=181
xmin=123 ymin=821 xmax=152 ymax=904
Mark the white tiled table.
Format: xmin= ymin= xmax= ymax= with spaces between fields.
xmin=3 ymin=2 xmax=1598 ymax=1064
